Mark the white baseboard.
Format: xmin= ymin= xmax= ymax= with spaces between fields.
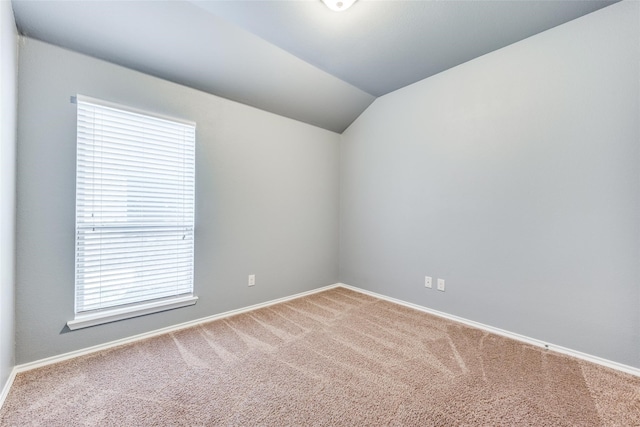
xmin=12 ymin=283 xmax=340 ymax=375
xmin=338 ymin=283 xmax=640 ymax=377
xmin=0 ymin=368 xmax=17 ymax=410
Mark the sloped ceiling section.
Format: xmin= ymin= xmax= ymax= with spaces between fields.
xmin=12 ymin=0 xmax=617 ymax=133
xmin=11 ymin=0 xmax=374 ymax=133
xmin=194 ymin=0 xmax=617 ymax=97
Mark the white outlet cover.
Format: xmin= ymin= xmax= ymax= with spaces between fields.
xmin=437 ymin=278 xmax=445 ymax=291
xmin=425 ymin=276 xmax=432 ymax=288
xmin=248 ymin=274 xmax=255 ymax=287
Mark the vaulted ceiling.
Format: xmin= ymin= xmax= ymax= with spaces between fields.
xmin=11 ymin=0 xmax=618 ymax=133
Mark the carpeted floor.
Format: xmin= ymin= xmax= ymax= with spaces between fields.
xmin=1 ymin=287 xmax=639 ymax=426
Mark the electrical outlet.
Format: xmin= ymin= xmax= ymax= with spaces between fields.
xmin=248 ymin=274 xmax=255 ymax=287
xmin=437 ymin=278 xmax=445 ymax=292
xmin=425 ymin=276 xmax=432 ymax=288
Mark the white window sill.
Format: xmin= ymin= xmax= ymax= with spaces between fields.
xmin=67 ymin=295 xmax=198 ymax=331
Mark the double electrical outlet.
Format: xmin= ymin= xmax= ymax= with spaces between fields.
xmin=425 ymin=276 xmax=445 ymax=292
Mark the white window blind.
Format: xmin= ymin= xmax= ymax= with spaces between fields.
xmin=75 ymin=95 xmax=196 ymax=315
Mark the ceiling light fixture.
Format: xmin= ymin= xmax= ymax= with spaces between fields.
xmin=322 ymin=0 xmax=357 ymax=12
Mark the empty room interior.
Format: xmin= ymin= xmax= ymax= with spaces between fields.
xmin=1 ymin=0 xmax=639 ymax=424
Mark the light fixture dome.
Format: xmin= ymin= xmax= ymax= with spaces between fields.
xmin=322 ymin=0 xmax=357 ymax=12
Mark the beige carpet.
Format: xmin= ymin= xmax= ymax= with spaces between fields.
xmin=1 ymin=287 xmax=639 ymax=426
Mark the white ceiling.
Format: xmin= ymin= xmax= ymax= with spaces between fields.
xmin=11 ymin=0 xmax=618 ymax=133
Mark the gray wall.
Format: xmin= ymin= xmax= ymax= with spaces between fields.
xmin=16 ymin=38 xmax=340 ymax=364
xmin=340 ymin=1 xmax=640 ymax=367
xmin=0 ymin=0 xmax=18 ymax=388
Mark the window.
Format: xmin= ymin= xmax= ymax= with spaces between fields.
xmin=68 ymin=95 xmax=197 ymax=330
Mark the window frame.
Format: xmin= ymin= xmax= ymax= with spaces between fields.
xmin=67 ymin=95 xmax=197 ymax=330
